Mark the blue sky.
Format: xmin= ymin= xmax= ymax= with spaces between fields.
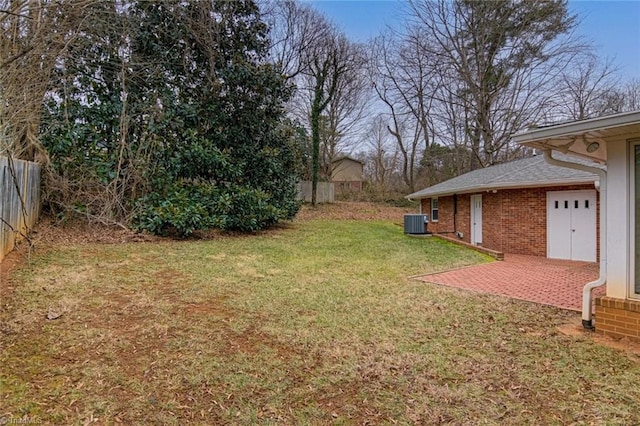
xmin=306 ymin=0 xmax=640 ymax=79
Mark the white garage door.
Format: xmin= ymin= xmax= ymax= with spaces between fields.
xmin=547 ymin=190 xmax=597 ymax=262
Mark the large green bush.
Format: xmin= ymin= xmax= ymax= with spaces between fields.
xmin=41 ymin=0 xmax=301 ymax=235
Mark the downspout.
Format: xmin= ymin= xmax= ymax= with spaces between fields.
xmin=543 ymin=150 xmax=606 ymax=330
xmin=453 ymin=194 xmax=458 ymax=234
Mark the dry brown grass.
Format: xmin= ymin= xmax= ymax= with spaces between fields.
xmin=294 ymin=201 xmax=414 ymax=222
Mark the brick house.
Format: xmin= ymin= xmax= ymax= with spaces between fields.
xmin=331 ymin=156 xmax=364 ymax=193
xmin=406 ymin=153 xmax=601 ymax=261
xmin=513 ymin=110 xmax=640 ymax=339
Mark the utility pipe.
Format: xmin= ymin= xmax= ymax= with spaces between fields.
xmin=543 ymin=150 xmax=606 ymax=329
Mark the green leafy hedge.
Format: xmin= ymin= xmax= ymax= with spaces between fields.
xmin=41 ymin=0 xmax=302 ymax=235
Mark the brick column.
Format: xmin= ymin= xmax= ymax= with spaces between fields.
xmin=595 ymin=297 xmax=640 ymax=341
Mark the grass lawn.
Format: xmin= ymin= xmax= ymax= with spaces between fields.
xmin=2 ymin=214 xmax=640 ymax=425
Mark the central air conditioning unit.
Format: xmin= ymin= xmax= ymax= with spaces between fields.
xmin=404 ymin=214 xmax=429 ymax=235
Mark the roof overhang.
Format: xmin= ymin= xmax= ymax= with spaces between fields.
xmin=512 ymin=110 xmax=640 ymax=163
xmin=406 ymin=177 xmax=598 ymax=200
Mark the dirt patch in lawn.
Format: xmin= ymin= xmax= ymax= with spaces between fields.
xmin=0 ymin=243 xmax=35 ymax=306
xmin=558 ymin=320 xmax=640 ymax=360
xmin=0 ymin=246 xmax=23 ymax=286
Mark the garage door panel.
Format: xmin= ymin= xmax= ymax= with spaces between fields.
xmin=547 ymin=190 xmax=597 ymax=262
xmin=548 ymin=192 xmax=572 ymax=259
xmin=570 ymin=192 xmax=597 ymax=261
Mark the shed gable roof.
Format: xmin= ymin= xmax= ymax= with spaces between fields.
xmin=407 ymin=153 xmax=601 ymax=199
xmin=332 ymin=156 xmax=364 ymax=165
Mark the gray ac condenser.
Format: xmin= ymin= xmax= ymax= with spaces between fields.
xmin=403 ymin=214 xmax=429 ymax=234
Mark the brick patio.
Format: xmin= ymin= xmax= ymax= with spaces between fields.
xmin=415 ymin=254 xmax=602 ymax=311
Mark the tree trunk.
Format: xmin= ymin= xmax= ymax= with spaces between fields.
xmin=310 ymin=77 xmax=324 ymax=206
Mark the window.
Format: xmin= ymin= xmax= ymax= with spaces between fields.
xmin=431 ymin=198 xmax=439 ymax=222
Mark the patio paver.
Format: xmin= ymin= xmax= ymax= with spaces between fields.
xmin=415 ymin=254 xmax=602 ymax=311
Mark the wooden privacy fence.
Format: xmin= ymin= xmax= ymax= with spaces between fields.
xmin=297 ymin=181 xmax=334 ymax=203
xmin=0 ymin=156 xmax=41 ymax=262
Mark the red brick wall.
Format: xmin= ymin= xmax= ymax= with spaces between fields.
xmin=419 ymin=184 xmax=598 ymax=257
xmin=492 ymin=188 xmax=548 ymax=256
xmin=421 ymin=195 xmax=471 ymax=244
xmin=595 ymin=297 xmax=640 ymax=341
xmin=457 ymin=195 xmax=471 ymax=244
xmin=481 ymin=191 xmax=507 ymax=252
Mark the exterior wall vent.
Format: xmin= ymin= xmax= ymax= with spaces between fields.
xmin=404 ymin=214 xmax=429 ymax=234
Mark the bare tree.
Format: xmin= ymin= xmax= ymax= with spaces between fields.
xmin=264 ymin=1 xmax=371 ymax=203
xmin=363 ymin=114 xmax=399 ymax=198
xmin=319 ymin=42 xmax=370 ymax=180
xmin=262 ymin=0 xmax=330 ymax=81
xmin=554 ymin=53 xmax=621 ymax=120
xmin=305 ymin=32 xmax=360 ymax=205
xmin=592 ymin=77 xmax=640 ymax=115
xmin=408 ymin=0 xmax=582 ymax=168
xmin=620 ymin=79 xmax=640 ymax=111
xmin=428 ymin=70 xmax=471 ymax=174
xmin=368 ymin=29 xmax=436 ymax=192
xmin=0 ymin=0 xmax=86 ymax=160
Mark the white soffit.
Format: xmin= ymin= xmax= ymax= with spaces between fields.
xmin=512 ymin=111 xmax=640 ymax=163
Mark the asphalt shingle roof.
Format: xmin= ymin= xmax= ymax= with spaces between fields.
xmin=407 ymin=153 xmax=601 ymax=199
